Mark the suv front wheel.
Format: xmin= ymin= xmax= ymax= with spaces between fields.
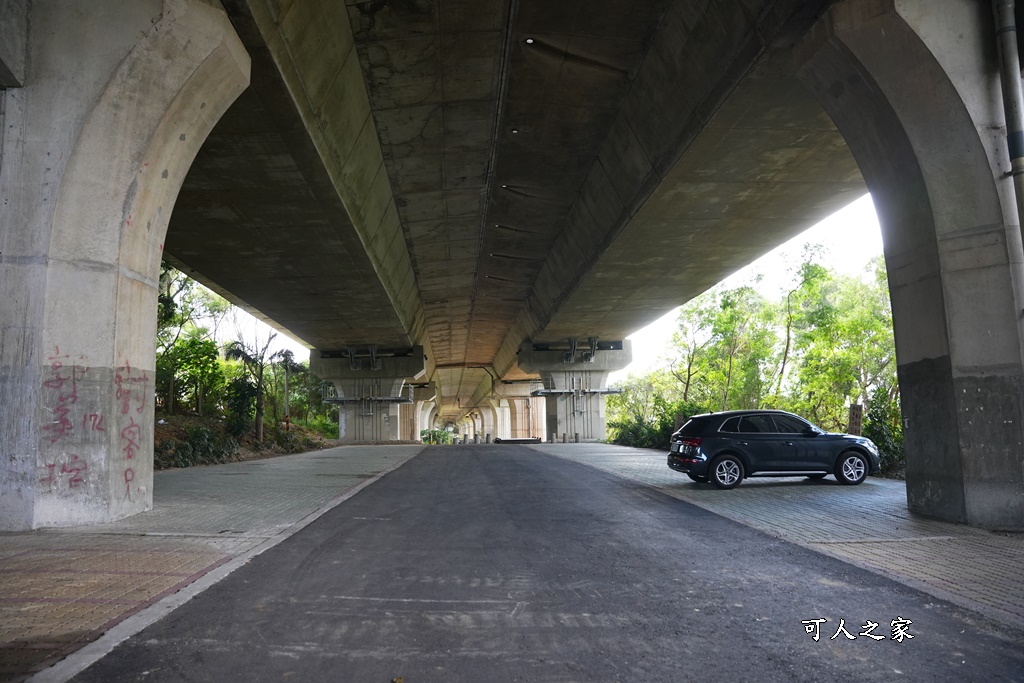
xmin=835 ymin=451 xmax=868 ymax=485
xmin=710 ymin=454 xmax=744 ymax=489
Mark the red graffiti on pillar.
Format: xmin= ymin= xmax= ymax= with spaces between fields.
xmin=82 ymin=413 xmax=106 ymax=431
xmin=114 ymin=362 xmax=149 ymax=415
xmin=120 ymin=417 xmax=141 ymax=461
xmin=114 ymin=361 xmax=148 ymax=503
xmin=59 ymin=454 xmax=87 ymax=488
xmin=42 ymin=347 xmax=81 ymax=443
xmin=123 ymin=467 xmax=135 ymax=499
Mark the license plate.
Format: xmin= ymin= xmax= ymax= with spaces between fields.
xmin=671 ymin=443 xmax=680 ymax=453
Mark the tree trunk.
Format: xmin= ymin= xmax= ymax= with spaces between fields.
xmin=255 ymin=367 xmax=265 ymax=444
xmin=168 ymin=372 xmax=175 ymax=415
xmin=722 ymin=348 xmax=735 ymax=411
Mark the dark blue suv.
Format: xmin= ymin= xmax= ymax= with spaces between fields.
xmin=667 ymin=409 xmax=881 ymax=489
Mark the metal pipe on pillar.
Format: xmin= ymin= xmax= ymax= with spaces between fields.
xmin=994 ymin=0 xmax=1024 ymax=250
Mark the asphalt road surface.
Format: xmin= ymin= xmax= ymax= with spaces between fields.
xmin=73 ymin=446 xmax=1024 ymax=682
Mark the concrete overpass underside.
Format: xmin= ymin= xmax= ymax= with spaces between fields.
xmin=166 ymin=0 xmax=860 ymax=421
xmin=4 ymin=0 xmax=1024 ymax=530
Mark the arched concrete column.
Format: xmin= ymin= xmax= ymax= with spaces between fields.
xmin=411 ymin=387 xmax=436 ymax=441
xmin=798 ymin=0 xmax=1024 ymax=528
xmin=495 ymin=399 xmax=512 ymax=440
xmin=508 ymin=398 xmax=524 ymax=438
xmin=530 ymin=396 xmax=547 ymax=441
xmin=478 ymin=403 xmax=497 ymax=442
xmin=0 ymin=0 xmax=249 ymax=530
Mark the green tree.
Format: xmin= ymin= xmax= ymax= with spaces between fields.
xmin=668 ymin=297 xmax=717 ymax=402
xmin=782 ymin=257 xmax=896 ymax=429
xmin=155 ymin=263 xmax=230 ymax=414
xmin=607 ymin=370 xmax=704 ymax=449
xmin=863 ymin=382 xmax=904 ymax=475
xmin=225 ymin=333 xmax=277 ymax=445
xmin=684 ymin=286 xmax=778 ymax=411
xmin=655 ymin=247 xmax=900 ymax=440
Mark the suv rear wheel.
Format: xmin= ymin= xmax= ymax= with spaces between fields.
xmin=835 ymin=451 xmax=868 ymax=485
xmin=710 ymin=454 xmax=744 ymax=489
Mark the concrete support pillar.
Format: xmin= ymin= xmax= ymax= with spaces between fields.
xmin=508 ymin=398 xmax=525 ymax=438
xmin=413 ymin=389 xmax=436 ymax=442
xmin=311 ymin=348 xmax=425 ymax=444
xmin=0 ymin=0 xmax=249 ymax=530
xmin=495 ymin=399 xmax=512 ymax=440
xmin=479 ymin=403 xmax=497 ymax=441
xmin=425 ymin=404 xmax=439 ymax=435
xmin=799 ymin=0 xmax=1024 ymax=528
xmin=397 ymin=402 xmax=416 ymax=441
xmin=493 ymin=382 xmax=536 ymax=438
xmin=518 ymin=341 xmax=631 ymax=443
xmin=530 ymin=396 xmax=546 ymax=440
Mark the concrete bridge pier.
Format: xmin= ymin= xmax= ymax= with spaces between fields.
xmin=311 ymin=348 xmax=425 ymax=444
xmin=518 ymin=341 xmax=632 ymax=443
xmin=798 ymin=0 xmax=1024 ymax=529
xmin=0 ymin=0 xmax=249 ymax=531
xmin=412 ymin=386 xmax=437 ymax=442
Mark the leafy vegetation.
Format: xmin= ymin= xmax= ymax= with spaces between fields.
xmin=153 ymin=263 xmax=339 ymax=467
xmin=607 ymin=251 xmax=904 ymax=475
xmin=420 ymin=428 xmax=456 ymax=445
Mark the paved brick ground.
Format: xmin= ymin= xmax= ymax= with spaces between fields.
xmin=0 ymin=445 xmax=423 ymax=682
xmin=532 ymin=443 xmax=1024 ymax=629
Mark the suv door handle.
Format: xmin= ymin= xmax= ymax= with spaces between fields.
xmin=784 ymin=441 xmax=794 ymax=446
xmin=738 ymin=441 xmax=749 ymax=446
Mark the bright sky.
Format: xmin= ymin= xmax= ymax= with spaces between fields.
xmin=224 ymin=193 xmax=883 ymax=380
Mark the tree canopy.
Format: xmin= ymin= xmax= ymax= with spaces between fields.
xmin=607 ymin=250 xmax=903 ymax=473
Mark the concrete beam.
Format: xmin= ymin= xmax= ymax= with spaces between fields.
xmin=0 ymin=0 xmax=27 ymax=87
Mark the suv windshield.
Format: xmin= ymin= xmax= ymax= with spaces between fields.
xmin=676 ymin=417 xmax=709 ymax=437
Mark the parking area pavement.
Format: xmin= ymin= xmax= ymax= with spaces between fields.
xmin=532 ymin=443 xmax=1024 ymax=630
xmin=0 ymin=445 xmax=424 ymax=682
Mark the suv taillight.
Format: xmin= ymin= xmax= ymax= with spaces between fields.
xmin=680 ymin=437 xmax=702 ymax=448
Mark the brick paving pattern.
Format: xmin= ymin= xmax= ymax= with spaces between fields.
xmin=533 ymin=443 xmax=1024 ymax=629
xmin=0 ymin=445 xmax=422 ymax=682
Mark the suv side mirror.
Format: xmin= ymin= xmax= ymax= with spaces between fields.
xmin=801 ymin=427 xmax=818 ymax=437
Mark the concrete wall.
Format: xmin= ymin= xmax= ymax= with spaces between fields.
xmin=0 ymin=0 xmax=27 ymax=87
xmin=798 ymin=0 xmax=1024 ymax=529
xmin=0 ymin=0 xmax=249 ymax=530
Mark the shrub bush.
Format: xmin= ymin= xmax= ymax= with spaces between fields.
xmin=154 ymin=425 xmax=238 ymax=469
xmin=609 ymin=397 xmax=705 ymax=450
xmin=306 ymin=413 xmax=339 ymax=439
xmin=863 ymin=386 xmax=904 ymax=477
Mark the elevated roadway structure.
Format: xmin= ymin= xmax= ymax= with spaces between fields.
xmin=3 ymin=0 xmax=1024 ymax=531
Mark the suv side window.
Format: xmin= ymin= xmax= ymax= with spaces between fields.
xmin=677 ymin=418 xmax=709 ymax=437
xmin=738 ymin=415 xmax=774 ymax=433
xmin=771 ymin=414 xmax=810 ymax=434
xmin=719 ymin=416 xmax=741 ymax=432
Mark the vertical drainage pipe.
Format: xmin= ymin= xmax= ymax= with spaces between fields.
xmin=994 ymin=0 xmax=1024 ymax=251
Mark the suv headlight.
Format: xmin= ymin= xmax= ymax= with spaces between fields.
xmin=858 ymin=438 xmax=879 ymax=455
